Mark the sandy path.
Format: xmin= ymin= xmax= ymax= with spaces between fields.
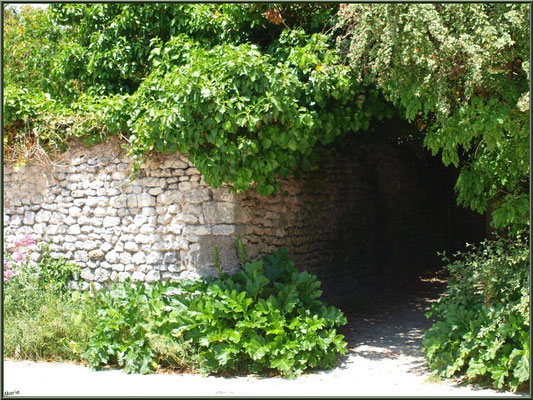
xmin=2 ymin=270 xmax=529 ymax=397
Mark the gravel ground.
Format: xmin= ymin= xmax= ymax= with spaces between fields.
xmin=2 ymin=270 xmax=529 ymax=397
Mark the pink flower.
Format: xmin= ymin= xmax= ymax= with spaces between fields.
xmin=4 ymin=269 xmax=15 ymax=282
xmin=3 ymin=260 xmax=9 ymax=270
xmin=14 ymin=235 xmax=36 ymax=248
xmin=13 ymin=251 xmax=25 ymax=262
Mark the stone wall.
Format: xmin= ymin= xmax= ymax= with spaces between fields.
xmin=3 ymin=131 xmax=486 ymax=301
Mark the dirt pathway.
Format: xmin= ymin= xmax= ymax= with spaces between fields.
xmin=2 ymin=270 xmax=528 ymax=397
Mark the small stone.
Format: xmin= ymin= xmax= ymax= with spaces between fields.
xmin=140 ymin=224 xmax=155 ymax=234
xmin=138 ymin=193 xmax=155 ymax=207
xmin=94 ymin=207 xmax=107 ymax=217
xmin=105 ymin=250 xmax=120 ymax=263
xmin=82 ymin=241 xmax=98 ymax=251
xmin=95 ymin=268 xmax=110 ymax=282
xmin=69 ymin=206 xmax=82 ymax=218
xmin=133 ymin=214 xmax=148 ymax=227
xmin=175 ymin=213 xmax=198 ymax=224
xmin=34 ymin=223 xmax=47 ymax=235
xmin=23 ymin=211 xmax=35 ymax=225
xmin=74 ymin=250 xmax=89 ymax=263
xmin=112 ymin=171 xmax=128 ymax=180
xmin=142 ymin=207 xmax=157 ymax=216
xmin=146 ymin=252 xmax=164 ymax=265
xmin=134 ymin=234 xmax=150 ymax=244
xmin=109 ymin=195 xmax=128 ymax=208
xmin=164 ymin=252 xmax=180 ymax=264
xmin=124 ymin=242 xmax=139 ymax=252
xmin=131 ymin=271 xmax=145 ymax=282
xmin=132 ymin=252 xmax=146 ymax=264
xmin=157 ymin=214 xmax=173 ymax=225
xmin=148 ymin=187 xmax=163 ymax=196
xmin=111 ymin=264 xmax=125 ymax=272
xmin=67 ymin=225 xmax=81 ymax=235
xmin=35 ymin=210 xmax=51 ymax=223
xmin=186 ymin=167 xmax=200 ymax=175
xmin=9 ymin=215 xmax=22 ymax=227
xmin=126 ymin=194 xmax=138 ymax=208
xmin=89 ymin=249 xmax=105 ymax=261
xmin=145 ymin=270 xmax=161 ymax=283
xmin=167 ymin=264 xmax=182 ymax=273
xmin=120 ymin=252 xmax=132 ymax=264
xmin=45 ymin=224 xmax=59 ymax=235
xmin=118 ymin=272 xmax=132 ymax=282
xmin=178 ymin=182 xmax=192 ymax=192
xmin=81 ymin=268 xmax=95 ymax=281
xmin=103 ymin=216 xmax=121 ymax=228
xmin=101 ymin=242 xmax=112 ymax=252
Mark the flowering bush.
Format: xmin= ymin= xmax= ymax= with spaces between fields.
xmin=4 ymin=234 xmax=38 ymax=283
xmin=3 ymin=234 xmax=80 ymax=295
xmin=4 ymin=260 xmax=15 ymax=282
xmin=3 ymin=234 xmax=96 ymax=362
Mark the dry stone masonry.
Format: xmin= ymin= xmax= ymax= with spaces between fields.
xmin=4 ymin=132 xmax=485 ymax=302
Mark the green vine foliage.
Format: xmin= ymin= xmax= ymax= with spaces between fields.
xmin=3 ymin=4 xmax=529 ymax=229
xmin=4 ymin=4 xmax=392 ymax=193
xmin=335 ymin=4 xmax=529 ymax=232
xmin=128 ymin=30 xmax=391 ymax=194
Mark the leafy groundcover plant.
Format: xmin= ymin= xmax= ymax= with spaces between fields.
xmin=423 ymin=235 xmax=529 ymax=392
xmin=85 ymin=248 xmax=348 ymax=377
xmin=4 ymin=237 xmax=98 ymax=361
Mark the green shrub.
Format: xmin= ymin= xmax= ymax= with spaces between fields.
xmin=85 ymin=248 xmax=347 ymax=376
xmin=3 ymin=236 xmax=97 ymax=361
xmin=423 ymin=236 xmax=530 ymax=392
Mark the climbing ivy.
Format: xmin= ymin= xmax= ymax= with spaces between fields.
xmin=4 ymin=4 xmax=392 ymax=194
xmin=3 ymin=4 xmax=528 ymax=231
xmin=128 ymin=30 xmax=391 ymax=194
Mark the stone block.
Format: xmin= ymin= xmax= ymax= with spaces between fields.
xmin=157 ymin=190 xmax=183 ymax=205
xmin=110 ymin=195 xmax=128 ymax=208
xmin=142 ymin=207 xmax=157 ymax=216
xmin=23 ymin=211 xmax=35 ymax=225
xmin=35 ymin=210 xmax=51 ymax=223
xmin=212 ymin=224 xmax=236 ymax=236
xmin=184 ymin=188 xmax=211 ymax=204
xmin=182 ymin=225 xmax=211 ymax=236
xmin=203 ymin=202 xmax=250 ymax=224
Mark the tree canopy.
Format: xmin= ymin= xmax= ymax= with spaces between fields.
xmin=3 ymin=3 xmax=529 ymax=232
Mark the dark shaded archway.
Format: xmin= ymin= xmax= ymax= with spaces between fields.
xmin=289 ymin=118 xmax=487 ymax=311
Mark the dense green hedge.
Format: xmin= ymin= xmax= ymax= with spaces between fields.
xmin=85 ymin=248 xmax=347 ymax=376
xmin=423 ymin=236 xmax=529 ymax=392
